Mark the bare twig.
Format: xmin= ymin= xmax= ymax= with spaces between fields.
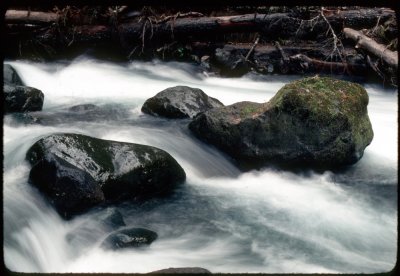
xmin=319 ymin=9 xmax=346 ymax=63
xmin=141 ymin=20 xmax=148 ymax=52
xmin=294 ymin=13 xmax=320 ymax=37
xmin=245 ymin=35 xmax=260 ymax=61
xmin=275 ymin=41 xmax=289 ymax=62
xmin=67 ymin=26 xmax=76 ymax=47
xmin=157 ymin=12 xmax=204 ymax=24
xmin=366 ymin=15 xmax=382 ymax=36
xmin=128 ymin=45 xmax=139 ymax=59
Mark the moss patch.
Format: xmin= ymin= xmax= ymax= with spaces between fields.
xmin=270 ymin=76 xmax=368 ymax=122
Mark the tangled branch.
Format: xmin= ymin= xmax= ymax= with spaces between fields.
xmin=293 ymin=8 xmax=346 ymax=64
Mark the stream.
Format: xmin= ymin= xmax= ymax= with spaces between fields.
xmin=3 ymin=57 xmax=397 ymax=273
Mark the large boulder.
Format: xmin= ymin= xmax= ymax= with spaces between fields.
xmin=4 ymin=84 xmax=44 ymax=113
xmin=4 ymin=64 xmax=24 ymax=85
xmin=101 ymin=227 xmax=158 ymax=250
xmin=189 ymin=76 xmax=374 ymax=170
xmin=26 ymin=133 xmax=186 ymax=218
xmin=141 ymin=86 xmax=224 ymax=119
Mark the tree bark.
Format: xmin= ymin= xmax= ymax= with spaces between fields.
xmin=5 ymin=10 xmax=59 ymax=25
xmin=343 ymin=27 xmax=398 ymax=69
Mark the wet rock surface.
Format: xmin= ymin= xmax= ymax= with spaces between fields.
xmin=4 ymin=84 xmax=44 ymax=113
xmin=101 ymin=227 xmax=158 ymax=250
xmin=26 ymin=133 xmax=186 ymax=218
xmin=142 ymin=86 xmax=223 ymax=119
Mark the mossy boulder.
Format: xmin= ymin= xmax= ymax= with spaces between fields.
xmin=26 ymin=133 xmax=186 ymax=218
xmin=189 ymin=76 xmax=373 ymax=170
xmin=141 ymin=86 xmax=224 ymax=119
xmin=101 ymin=227 xmax=158 ymax=250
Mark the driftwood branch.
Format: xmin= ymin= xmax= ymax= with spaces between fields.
xmin=344 ymin=27 xmax=398 ymax=69
xmin=290 ymin=54 xmax=357 ymax=74
xmin=5 ymin=10 xmax=59 ymax=24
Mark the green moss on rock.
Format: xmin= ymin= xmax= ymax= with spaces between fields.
xmin=189 ymin=76 xmax=374 ymax=170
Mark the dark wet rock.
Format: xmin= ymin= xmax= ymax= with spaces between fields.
xmin=101 ymin=227 xmax=158 ymax=250
xmin=26 ymin=133 xmax=186 ymax=217
xmin=4 ymin=64 xmax=24 ymax=85
xmin=28 ymin=153 xmax=105 ymax=219
xmin=141 ymin=86 xmax=224 ymax=119
xmin=3 ymin=64 xmax=44 ymax=113
xmin=149 ymin=267 xmax=211 ymax=274
xmin=189 ymin=76 xmax=373 ymax=170
xmin=4 ymin=84 xmax=44 ymax=113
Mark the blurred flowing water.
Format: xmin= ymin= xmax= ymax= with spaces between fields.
xmin=3 ymin=58 xmax=397 ymax=273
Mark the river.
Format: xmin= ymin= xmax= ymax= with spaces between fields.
xmin=3 ymin=57 xmax=397 ymax=273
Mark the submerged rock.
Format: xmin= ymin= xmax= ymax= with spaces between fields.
xmin=4 ymin=84 xmax=44 ymax=113
xmin=7 ymin=103 xmax=129 ymax=126
xmin=66 ymin=207 xmax=126 ymax=249
xmin=149 ymin=267 xmax=211 ymax=274
xmin=68 ymin=103 xmax=99 ymax=112
xmin=101 ymin=227 xmax=158 ymax=250
xmin=141 ymin=86 xmax=224 ymax=119
xmin=189 ymin=76 xmax=373 ymax=170
xmin=98 ymin=207 xmax=126 ymax=229
xmin=26 ymin=133 xmax=186 ymax=218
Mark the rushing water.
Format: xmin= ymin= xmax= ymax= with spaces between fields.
xmin=3 ymin=58 xmax=398 ymax=273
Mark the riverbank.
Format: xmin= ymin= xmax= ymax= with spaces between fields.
xmin=3 ymin=5 xmax=398 ymax=86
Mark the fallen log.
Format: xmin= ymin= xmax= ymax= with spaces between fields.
xmin=5 ymin=8 xmax=395 ymax=41
xmin=5 ymin=10 xmax=59 ymax=25
xmin=343 ymin=27 xmax=398 ymax=69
